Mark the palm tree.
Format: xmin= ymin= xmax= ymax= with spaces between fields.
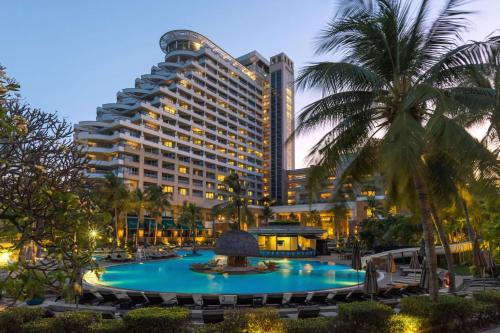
xmin=294 ymin=0 xmax=498 ymax=300
xmin=99 ymin=174 xmax=129 ymax=248
xmin=131 ymin=188 xmax=148 ymax=247
xmin=178 ymin=201 xmax=202 ymax=254
xmin=219 ymin=173 xmax=253 ymax=230
xmin=146 ymin=186 xmax=171 ymax=246
xmin=307 ymin=210 xmax=322 ymax=227
xmin=260 ymin=205 xmax=274 ymax=226
xmin=209 ymin=204 xmax=223 ymax=242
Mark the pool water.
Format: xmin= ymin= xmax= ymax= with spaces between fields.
xmin=92 ymin=250 xmax=364 ymax=294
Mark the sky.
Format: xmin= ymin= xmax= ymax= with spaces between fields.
xmin=1 ymin=0 xmax=499 ymax=168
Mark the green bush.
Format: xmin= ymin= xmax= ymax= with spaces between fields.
xmin=194 ymin=308 xmax=284 ymax=333
xmin=21 ymin=318 xmax=55 ymax=333
xmin=123 ymin=307 xmax=190 ymax=333
xmin=89 ymin=320 xmax=125 ymax=333
xmin=400 ymin=295 xmax=475 ymax=332
xmin=52 ymin=311 xmax=102 ymax=333
xmin=388 ymin=314 xmax=427 ymax=333
xmin=473 ymin=290 xmax=500 ymax=308
xmin=336 ymin=301 xmax=392 ymax=333
xmin=284 ymin=317 xmax=333 ymax=333
xmin=473 ymin=291 xmax=500 ymax=322
xmin=0 ymin=307 xmax=50 ymax=333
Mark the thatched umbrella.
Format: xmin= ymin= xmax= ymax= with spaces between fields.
xmin=419 ymin=258 xmax=429 ymax=291
xmin=385 ymin=253 xmax=397 ymax=283
xmin=351 ymin=240 xmax=362 ymax=287
xmin=215 ymin=230 xmax=259 ymax=267
xmin=409 ymin=251 xmax=420 ymax=282
xmin=364 ymin=260 xmax=378 ymax=300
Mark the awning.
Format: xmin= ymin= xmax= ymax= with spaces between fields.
xmin=162 ymin=217 xmax=176 ymax=229
xmin=127 ymin=216 xmax=141 ymax=229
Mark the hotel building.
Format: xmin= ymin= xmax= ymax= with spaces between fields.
xmin=75 ymin=30 xmax=294 ymax=210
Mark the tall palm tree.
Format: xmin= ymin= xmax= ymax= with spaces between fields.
xmin=131 ymin=188 xmax=148 ymax=247
xmin=99 ymin=174 xmax=129 ymax=248
xmin=294 ymin=0 xmax=498 ymax=300
xmin=209 ymin=204 xmax=223 ymax=242
xmin=307 ymin=210 xmax=322 ymax=227
xmin=178 ymin=201 xmax=202 ymax=254
xmin=218 ymin=173 xmax=253 ymax=230
xmin=260 ymin=205 xmax=274 ymax=226
xmin=146 ymin=186 xmax=171 ymax=246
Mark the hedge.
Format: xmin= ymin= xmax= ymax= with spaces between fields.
xmin=196 ymin=308 xmax=284 ymax=333
xmin=52 ymin=311 xmax=103 ymax=333
xmin=284 ymin=317 xmax=333 ymax=333
xmin=388 ymin=314 xmax=427 ymax=333
xmin=89 ymin=320 xmax=125 ymax=333
xmin=0 ymin=307 xmax=50 ymax=333
xmin=336 ymin=301 xmax=393 ymax=333
xmin=123 ymin=306 xmax=190 ymax=333
xmin=20 ymin=318 xmax=55 ymax=333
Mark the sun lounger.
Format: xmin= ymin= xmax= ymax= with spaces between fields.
xmin=297 ymin=305 xmax=320 ymax=318
xmin=144 ymin=292 xmax=165 ymax=306
xmin=202 ymin=309 xmax=224 ymax=324
xmin=44 ymin=301 xmax=116 ymax=319
xmin=78 ymin=290 xmax=99 ymax=305
xmin=126 ymin=291 xmax=148 ymax=306
xmin=288 ymin=293 xmax=308 ymax=306
xmin=176 ymin=294 xmax=197 ymax=307
xmin=346 ymin=289 xmax=368 ymax=302
xmin=330 ymin=290 xmax=350 ymax=303
xmin=235 ymin=294 xmax=254 ymax=307
xmin=308 ymin=291 xmax=330 ymax=305
xmin=97 ymin=289 xmax=127 ymax=306
xmin=202 ymin=295 xmax=221 ymax=308
xmin=265 ymin=293 xmax=284 ymax=306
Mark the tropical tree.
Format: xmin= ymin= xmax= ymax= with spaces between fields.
xmin=209 ymin=204 xmax=224 ymax=242
xmin=294 ymin=0 xmax=499 ymax=300
xmin=146 ymin=185 xmax=171 ymax=246
xmin=178 ymin=201 xmax=202 ymax=254
xmin=218 ymin=173 xmax=253 ymax=230
xmin=288 ymin=212 xmax=299 ymax=222
xmin=131 ymin=188 xmax=148 ymax=247
xmin=307 ymin=210 xmax=322 ymax=227
xmin=99 ymin=174 xmax=129 ymax=248
xmin=260 ymin=205 xmax=274 ymax=226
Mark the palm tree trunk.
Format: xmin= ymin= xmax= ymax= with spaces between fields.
xmin=413 ymin=173 xmax=439 ymax=301
xmin=135 ymin=208 xmax=143 ymax=247
xmin=237 ymin=203 xmax=241 ymax=230
xmin=192 ymin=228 xmax=196 ymax=254
xmin=124 ymin=213 xmax=128 ymax=246
xmin=153 ymin=217 xmax=158 ymax=246
xmin=461 ymin=198 xmax=476 ymax=242
xmin=430 ymin=202 xmax=456 ymax=292
xmin=212 ymin=219 xmax=216 ymax=245
xmin=114 ymin=208 xmax=119 ymax=250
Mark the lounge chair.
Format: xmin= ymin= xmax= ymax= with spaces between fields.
xmin=176 ymin=294 xmax=197 ymax=307
xmin=330 ymin=290 xmax=350 ymax=303
xmin=126 ymin=291 xmax=148 ymax=307
xmin=97 ymin=289 xmax=126 ymax=306
xmin=78 ymin=290 xmax=99 ymax=305
xmin=202 ymin=309 xmax=224 ymax=324
xmin=201 ymin=295 xmax=221 ymax=308
xmin=345 ymin=289 xmax=368 ymax=302
xmin=308 ymin=292 xmax=330 ymax=305
xmin=235 ymin=294 xmax=254 ymax=307
xmin=297 ymin=305 xmax=321 ymax=318
xmin=144 ymin=292 xmax=165 ymax=306
xmin=265 ymin=293 xmax=284 ymax=306
xmin=288 ymin=293 xmax=308 ymax=307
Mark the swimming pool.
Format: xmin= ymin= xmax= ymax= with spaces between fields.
xmin=88 ymin=250 xmax=365 ymax=294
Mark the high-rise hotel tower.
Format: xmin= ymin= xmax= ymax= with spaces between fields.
xmin=75 ymin=30 xmax=294 ymax=208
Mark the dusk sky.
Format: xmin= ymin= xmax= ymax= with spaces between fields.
xmin=1 ymin=0 xmax=499 ymax=167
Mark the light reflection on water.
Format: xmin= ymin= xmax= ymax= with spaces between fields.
xmin=91 ymin=250 xmax=364 ymax=294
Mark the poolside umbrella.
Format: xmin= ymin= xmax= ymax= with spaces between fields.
xmin=409 ymin=251 xmax=420 ymax=281
xmin=418 ymin=239 xmax=426 ymax=259
xmin=351 ymin=240 xmax=362 ymax=287
xmin=419 ymin=258 xmax=429 ymax=291
xmin=364 ymin=260 xmax=378 ymax=300
xmin=385 ymin=253 xmax=397 ymax=283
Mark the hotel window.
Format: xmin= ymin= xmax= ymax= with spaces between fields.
xmin=217 ymin=195 xmax=225 ymax=201
xmin=178 ymin=187 xmax=188 ymax=196
xmin=163 ymin=185 xmax=174 ymax=193
xmin=205 ymin=192 xmax=215 ymax=199
xmin=178 ymin=166 xmax=189 ymax=174
xmin=163 ymin=105 xmax=176 ymax=114
xmin=206 ymin=182 xmax=215 ymax=189
xmin=217 ymin=174 xmax=225 ymax=182
xmin=193 ymin=190 xmax=203 ymax=197
xmin=217 ymin=184 xmax=225 ymax=190
xmin=163 ymin=140 xmax=173 ymax=148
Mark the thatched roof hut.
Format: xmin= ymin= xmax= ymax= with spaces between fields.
xmin=215 ymin=230 xmax=259 ymax=257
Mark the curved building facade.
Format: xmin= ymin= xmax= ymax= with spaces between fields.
xmin=75 ymin=30 xmax=294 ymax=208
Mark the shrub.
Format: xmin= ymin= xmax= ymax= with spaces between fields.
xmin=284 ymin=317 xmax=333 ymax=333
xmin=400 ymin=295 xmax=475 ymax=332
xmin=21 ymin=318 xmax=55 ymax=333
xmin=473 ymin=290 xmax=500 ymax=308
xmin=195 ymin=308 xmax=284 ymax=333
xmin=388 ymin=314 xmax=427 ymax=333
xmin=51 ymin=311 xmax=102 ymax=333
xmin=123 ymin=307 xmax=190 ymax=333
xmin=336 ymin=301 xmax=392 ymax=333
xmin=0 ymin=307 xmax=50 ymax=333
xmin=89 ymin=320 xmax=125 ymax=333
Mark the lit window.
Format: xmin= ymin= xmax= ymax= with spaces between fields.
xmin=217 ymin=174 xmax=225 ymax=182
xmin=320 ymin=193 xmax=331 ymax=199
xmin=163 ymin=106 xmax=176 ymax=114
xmin=163 ymin=185 xmax=173 ymax=193
xmin=205 ymin=192 xmax=215 ymax=199
xmin=179 ymin=166 xmax=189 ymax=174
xmin=217 ymin=195 xmax=224 ymax=201
xmin=163 ymin=140 xmax=173 ymax=147
xmin=178 ymin=187 xmax=188 ymax=196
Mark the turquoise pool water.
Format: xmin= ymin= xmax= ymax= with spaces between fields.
xmin=92 ymin=250 xmax=364 ymax=294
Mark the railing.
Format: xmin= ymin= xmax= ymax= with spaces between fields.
xmin=259 ymin=249 xmax=316 ymax=258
